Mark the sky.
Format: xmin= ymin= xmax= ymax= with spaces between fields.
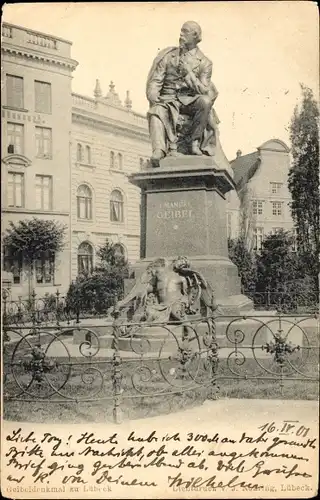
xmin=3 ymin=1 xmax=319 ymax=160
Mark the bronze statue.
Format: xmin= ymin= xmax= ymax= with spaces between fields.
xmin=146 ymin=21 xmax=220 ymax=165
xmin=113 ymin=256 xmax=218 ymax=329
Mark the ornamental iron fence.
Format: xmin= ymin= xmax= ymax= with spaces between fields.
xmin=2 ymin=288 xmax=319 ymax=329
xmin=2 ymin=310 xmax=319 ymax=424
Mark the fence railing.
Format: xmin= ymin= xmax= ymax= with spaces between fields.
xmin=3 ymin=310 xmax=319 ymax=423
xmin=2 ymin=289 xmax=116 ymax=329
xmin=3 ymin=288 xmax=319 ymax=330
xmin=242 ymin=289 xmax=318 ymax=313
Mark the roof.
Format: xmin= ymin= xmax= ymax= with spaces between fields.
xmin=230 ymin=151 xmax=261 ymax=191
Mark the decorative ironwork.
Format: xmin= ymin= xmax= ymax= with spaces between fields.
xmin=262 ymin=332 xmax=300 ymax=365
xmin=22 ymin=345 xmax=57 ymax=383
xmin=2 ymin=311 xmax=319 ymax=424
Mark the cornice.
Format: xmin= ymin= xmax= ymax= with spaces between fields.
xmin=72 ymin=110 xmax=150 ymax=143
xmin=2 ymin=43 xmax=78 ymax=71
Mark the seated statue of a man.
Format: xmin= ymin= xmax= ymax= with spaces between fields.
xmin=146 ymin=21 xmax=219 ymax=165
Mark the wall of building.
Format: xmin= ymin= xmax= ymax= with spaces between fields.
xmin=1 ymin=23 xmax=77 ymax=299
xmin=227 ymin=139 xmax=294 ymax=249
xmin=70 ymin=90 xmax=151 ymax=280
xmin=248 ymin=140 xmax=293 ymax=240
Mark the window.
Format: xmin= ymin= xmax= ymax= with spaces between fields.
xmin=36 ymin=175 xmax=52 ymax=210
xmin=117 ymin=153 xmax=123 ymax=170
xmin=85 ymin=145 xmax=91 ymax=164
xmin=7 ymin=122 xmax=24 ymax=154
xmin=110 ymin=151 xmax=115 ymax=169
xmin=35 ymin=81 xmax=51 ymax=114
xmin=270 ymin=182 xmax=283 ymax=194
xmin=110 ymin=190 xmax=124 ymax=223
xmin=8 ymin=172 xmax=24 ymax=207
xmin=253 ymin=200 xmax=263 ymax=216
xmin=140 ymin=158 xmax=144 ymax=169
xmin=77 ymin=184 xmax=92 ymax=219
xmin=272 ymin=201 xmax=283 ymax=217
xmin=3 ymin=247 xmax=22 ymax=284
xmin=77 ymin=242 xmax=93 ymax=275
xmin=35 ymin=251 xmax=54 ymax=284
xmin=113 ymin=243 xmax=127 ymax=264
xmin=77 ymin=143 xmax=83 ymax=162
xmin=35 ymin=127 xmax=52 ymax=158
xmin=6 ymin=74 xmax=24 ymax=109
xmin=253 ymin=227 xmax=264 ymax=251
xmin=227 ymin=213 xmax=232 ymax=239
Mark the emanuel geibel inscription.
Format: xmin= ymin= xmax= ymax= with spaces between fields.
xmin=156 ymin=200 xmax=193 ymax=220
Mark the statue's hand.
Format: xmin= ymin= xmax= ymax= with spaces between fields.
xmin=180 ymin=59 xmax=193 ymax=76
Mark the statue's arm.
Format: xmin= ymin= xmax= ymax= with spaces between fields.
xmin=146 ymin=56 xmax=166 ymax=104
xmin=185 ymin=60 xmax=213 ymax=95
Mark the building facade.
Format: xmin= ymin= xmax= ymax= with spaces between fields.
xmin=71 ymin=81 xmax=150 ymax=280
xmin=1 ymin=23 xmax=78 ymax=299
xmin=1 ymin=23 xmax=151 ymax=299
xmin=227 ymin=139 xmax=294 ymax=250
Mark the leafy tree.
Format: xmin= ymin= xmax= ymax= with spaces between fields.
xmin=3 ymin=218 xmax=66 ymax=296
xmin=255 ymin=229 xmax=315 ymax=311
xmin=228 ymin=236 xmax=257 ymax=295
xmin=288 ymin=84 xmax=319 ymax=291
xmin=66 ymin=239 xmax=129 ymax=316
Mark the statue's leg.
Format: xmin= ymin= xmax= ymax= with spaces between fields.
xmin=149 ymin=115 xmax=167 ymax=162
xmin=185 ymin=96 xmax=213 ymax=155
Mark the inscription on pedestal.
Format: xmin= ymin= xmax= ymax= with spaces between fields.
xmin=156 ymin=200 xmax=193 ymax=220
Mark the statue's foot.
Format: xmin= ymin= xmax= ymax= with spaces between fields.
xmin=191 ymin=141 xmax=203 ymax=156
xmin=168 ymin=149 xmax=180 ymax=157
xmin=151 ymin=149 xmax=165 ymax=168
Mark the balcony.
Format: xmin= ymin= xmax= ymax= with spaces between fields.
xmin=72 ymin=93 xmax=148 ymax=132
xmin=2 ymin=22 xmax=73 ymax=59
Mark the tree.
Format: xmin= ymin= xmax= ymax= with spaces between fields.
xmin=228 ymin=236 xmax=257 ymax=295
xmin=66 ymin=239 xmax=129 ymax=316
xmin=237 ymin=184 xmax=257 ymax=252
xmin=3 ymin=218 xmax=66 ymax=296
xmin=288 ymin=84 xmax=319 ymax=291
xmin=255 ymin=229 xmax=314 ymax=310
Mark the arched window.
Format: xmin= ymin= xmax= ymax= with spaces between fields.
xmin=77 ymin=143 xmax=83 ymax=162
xmin=77 ymin=242 xmax=93 ymax=275
xmin=110 ymin=189 xmax=124 ymax=223
xmin=77 ymin=184 xmax=92 ymax=219
xmin=110 ymin=151 xmax=115 ymax=169
xmin=117 ymin=153 xmax=123 ymax=170
xmin=85 ymin=145 xmax=91 ymax=164
xmin=113 ymin=243 xmax=127 ymax=264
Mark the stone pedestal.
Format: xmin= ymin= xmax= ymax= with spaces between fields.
xmin=128 ymin=155 xmax=252 ymax=315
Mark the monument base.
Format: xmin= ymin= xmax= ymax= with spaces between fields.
xmin=126 ymin=255 xmax=253 ymax=316
xmin=128 ymin=155 xmax=253 ymax=316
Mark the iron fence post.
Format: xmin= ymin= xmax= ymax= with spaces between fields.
xmin=55 ymin=289 xmax=61 ymax=326
xmin=208 ymin=315 xmax=219 ymax=399
xmin=31 ymin=289 xmax=37 ymax=332
xmin=112 ymin=311 xmax=123 ymax=424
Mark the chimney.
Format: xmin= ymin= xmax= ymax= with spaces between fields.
xmin=236 ymin=149 xmax=242 ymax=158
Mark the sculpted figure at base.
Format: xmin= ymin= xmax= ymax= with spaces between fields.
xmin=113 ymin=256 xmax=218 ymax=329
xmin=146 ymin=21 xmax=220 ymax=165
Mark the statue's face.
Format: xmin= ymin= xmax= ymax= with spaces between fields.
xmin=179 ymin=24 xmax=197 ymax=49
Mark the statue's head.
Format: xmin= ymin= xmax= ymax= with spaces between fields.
xmin=179 ymin=21 xmax=202 ymax=49
xmin=173 ymin=256 xmax=190 ymax=271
